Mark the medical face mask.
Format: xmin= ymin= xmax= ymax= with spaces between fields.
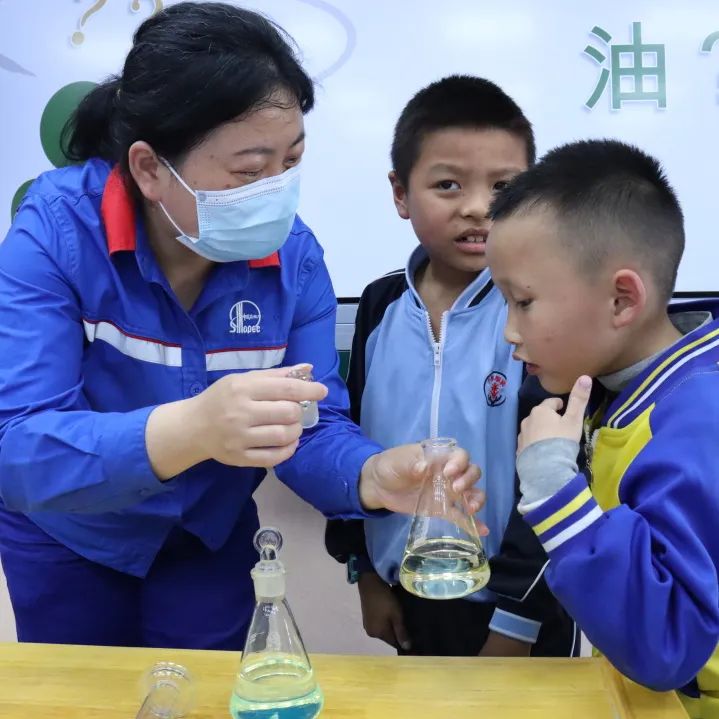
xmin=158 ymin=161 xmax=300 ymax=262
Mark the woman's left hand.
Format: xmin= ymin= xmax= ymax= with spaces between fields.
xmin=358 ymin=444 xmax=486 ymax=532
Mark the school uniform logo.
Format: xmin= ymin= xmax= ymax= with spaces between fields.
xmin=229 ymin=300 xmax=262 ymax=334
xmin=484 ymin=371 xmax=508 ymax=407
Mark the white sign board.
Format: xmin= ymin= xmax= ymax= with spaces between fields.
xmin=1 ymin=0 xmax=718 ymax=296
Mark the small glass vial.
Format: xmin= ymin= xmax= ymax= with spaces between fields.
xmin=286 ymin=366 xmax=319 ymax=429
xmin=135 ymin=662 xmax=194 ymax=719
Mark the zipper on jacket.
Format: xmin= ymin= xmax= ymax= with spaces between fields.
xmin=425 ymin=311 xmax=447 ymax=439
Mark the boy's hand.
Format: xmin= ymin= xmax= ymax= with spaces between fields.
xmin=517 ymin=375 xmax=592 ymax=454
xmin=479 ymin=630 xmax=532 ymax=657
xmin=358 ymin=572 xmax=411 ymax=651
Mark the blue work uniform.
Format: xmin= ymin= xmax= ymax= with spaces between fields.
xmin=0 ymin=159 xmax=381 ymax=648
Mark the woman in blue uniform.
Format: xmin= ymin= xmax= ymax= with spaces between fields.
xmin=0 ymin=2 xmax=480 ymax=649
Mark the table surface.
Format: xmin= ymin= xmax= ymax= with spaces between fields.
xmin=0 ymin=642 xmax=688 ymax=718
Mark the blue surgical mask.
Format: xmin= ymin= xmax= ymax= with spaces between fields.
xmin=158 ymin=161 xmax=300 ymax=263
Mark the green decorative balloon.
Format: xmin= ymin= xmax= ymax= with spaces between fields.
xmin=10 ymin=179 xmax=34 ymax=219
xmin=39 ymin=81 xmax=96 ymax=168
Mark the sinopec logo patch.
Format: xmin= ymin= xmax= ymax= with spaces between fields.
xmin=229 ymin=300 xmax=262 ymax=335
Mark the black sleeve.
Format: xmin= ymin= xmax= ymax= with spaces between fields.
xmin=486 ymin=374 xmax=571 ymax=622
xmin=325 ymin=272 xmax=407 ymax=565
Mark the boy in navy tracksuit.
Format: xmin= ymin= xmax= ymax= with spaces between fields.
xmin=487 ymin=139 xmax=719 ymax=717
xmin=326 ymin=76 xmax=574 ymax=657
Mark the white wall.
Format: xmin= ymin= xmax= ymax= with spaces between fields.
xmin=3 ymin=1 xmax=719 ymax=295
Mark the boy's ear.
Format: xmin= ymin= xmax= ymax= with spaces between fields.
xmin=611 ymin=269 xmax=647 ymax=328
xmin=389 ymin=170 xmax=410 ymax=220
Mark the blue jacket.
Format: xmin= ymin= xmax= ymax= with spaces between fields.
xmin=0 ymin=159 xmax=382 ymax=577
xmin=327 ymin=248 xmax=573 ymax=646
xmin=523 ymin=303 xmax=719 ymax=715
xmin=360 ymin=250 xmax=521 ymax=591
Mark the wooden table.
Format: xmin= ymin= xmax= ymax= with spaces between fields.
xmin=0 ymin=642 xmax=687 ymax=718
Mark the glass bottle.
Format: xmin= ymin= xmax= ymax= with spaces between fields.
xmin=399 ymin=437 xmax=490 ymax=600
xmin=286 ymin=366 xmax=319 ymax=429
xmin=135 ymin=662 xmax=194 ymax=719
xmin=230 ymin=527 xmax=323 ymax=719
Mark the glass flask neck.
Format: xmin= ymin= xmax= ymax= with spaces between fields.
xmin=420 ymin=437 xmax=456 ymax=479
xmin=421 ymin=437 xmax=457 ymax=455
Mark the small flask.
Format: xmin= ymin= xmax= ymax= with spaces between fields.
xmin=286 ymin=366 xmax=319 ymax=429
xmin=135 ymin=662 xmax=194 ymax=719
xmin=399 ymin=437 xmax=490 ymax=600
xmin=230 ymin=527 xmax=323 ymax=719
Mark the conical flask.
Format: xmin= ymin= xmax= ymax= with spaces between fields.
xmin=230 ymin=527 xmax=323 ymax=719
xmin=399 ymin=437 xmax=490 ymax=600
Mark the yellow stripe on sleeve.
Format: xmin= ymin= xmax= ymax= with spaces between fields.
xmin=532 ymin=487 xmax=594 ymax=536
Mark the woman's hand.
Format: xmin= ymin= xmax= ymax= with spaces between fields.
xmin=146 ymin=364 xmax=327 ymax=479
xmin=358 ymin=443 xmax=486 ymax=532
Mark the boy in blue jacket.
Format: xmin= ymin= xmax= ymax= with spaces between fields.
xmin=326 ymin=76 xmax=575 ymax=657
xmin=487 ymin=138 xmax=719 ymax=717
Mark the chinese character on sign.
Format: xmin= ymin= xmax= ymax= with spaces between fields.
xmin=584 ymin=22 xmax=666 ymax=110
xmin=701 ymin=31 xmax=719 ymax=96
xmin=701 ymin=31 xmax=719 ymax=53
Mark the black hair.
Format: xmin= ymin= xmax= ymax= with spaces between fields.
xmin=63 ymin=2 xmax=314 ymax=177
xmin=490 ymin=139 xmax=685 ymax=302
xmin=390 ymin=75 xmax=535 ymax=187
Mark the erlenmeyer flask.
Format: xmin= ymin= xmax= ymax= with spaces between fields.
xmin=230 ymin=527 xmax=323 ymax=719
xmin=399 ymin=437 xmax=490 ymax=600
